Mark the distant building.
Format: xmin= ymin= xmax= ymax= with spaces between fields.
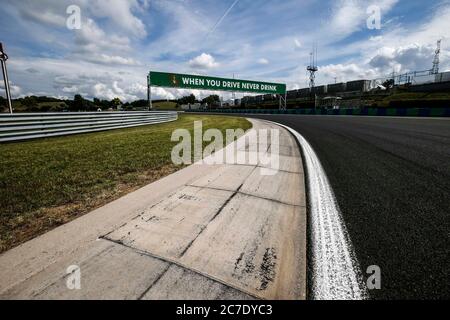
xmin=317 ymin=96 xmax=342 ymax=109
xmin=435 ymin=71 xmax=450 ymax=83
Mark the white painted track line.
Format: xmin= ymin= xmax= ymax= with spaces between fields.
xmin=264 ymin=120 xmax=368 ymax=300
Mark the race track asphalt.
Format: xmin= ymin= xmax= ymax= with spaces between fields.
xmin=244 ymin=114 xmax=449 ymax=299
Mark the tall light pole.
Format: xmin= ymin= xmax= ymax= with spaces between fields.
xmin=0 ymin=42 xmax=13 ymax=113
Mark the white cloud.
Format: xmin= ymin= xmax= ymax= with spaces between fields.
xmin=330 ymin=0 xmax=365 ymax=36
xmin=189 ymin=53 xmax=219 ymax=69
xmin=0 ymin=82 xmax=22 ymax=97
xmin=319 ymin=63 xmax=378 ymax=82
xmin=62 ymin=86 xmax=79 ymax=94
xmin=93 ymin=83 xmax=116 ymax=100
xmin=85 ymin=54 xmax=139 ymax=66
xmin=258 ymin=58 xmax=269 ymax=65
xmin=369 ymin=44 xmax=436 ymax=73
xmin=89 ymin=0 xmax=147 ymax=38
xmin=328 ymin=0 xmax=399 ymax=38
xmin=152 ymin=87 xmax=176 ymax=100
xmin=19 ymin=8 xmax=66 ymax=28
xmin=74 ymin=18 xmax=131 ymax=54
xmin=93 ymin=81 xmax=140 ymax=101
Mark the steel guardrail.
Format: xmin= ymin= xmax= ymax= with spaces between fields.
xmin=0 ymin=111 xmax=178 ymax=142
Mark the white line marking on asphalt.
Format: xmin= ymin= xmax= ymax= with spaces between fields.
xmin=266 ymin=120 xmax=368 ymax=300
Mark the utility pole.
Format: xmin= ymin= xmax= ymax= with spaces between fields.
xmin=0 ymin=43 xmax=13 ymax=114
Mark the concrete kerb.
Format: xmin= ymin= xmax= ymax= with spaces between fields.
xmin=0 ymin=119 xmax=307 ymax=300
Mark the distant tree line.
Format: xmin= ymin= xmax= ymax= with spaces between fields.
xmin=0 ymin=95 xmax=156 ymax=113
xmin=176 ymin=94 xmax=220 ymax=106
xmin=1 ymin=93 xmax=223 ymax=113
xmin=177 ymin=94 xmax=197 ymax=105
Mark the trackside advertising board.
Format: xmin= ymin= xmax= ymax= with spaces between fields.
xmin=148 ymin=71 xmax=286 ymax=95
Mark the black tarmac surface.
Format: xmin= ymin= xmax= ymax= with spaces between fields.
xmin=248 ymin=115 xmax=449 ymax=299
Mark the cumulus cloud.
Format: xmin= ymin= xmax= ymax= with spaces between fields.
xmin=74 ymin=19 xmax=131 ymax=54
xmin=152 ymin=87 xmax=176 ymax=100
xmin=258 ymin=58 xmax=269 ymax=65
xmin=369 ymin=44 xmax=435 ymax=73
xmin=0 ymin=82 xmax=22 ymax=97
xmin=319 ymin=63 xmax=378 ymax=83
xmin=89 ymin=0 xmax=147 ymax=38
xmin=328 ymin=0 xmax=399 ymax=37
xmin=93 ymin=83 xmax=116 ymax=100
xmin=62 ymin=86 xmax=79 ymax=94
xmin=330 ymin=0 xmax=365 ymax=36
xmin=189 ymin=53 xmax=219 ymax=69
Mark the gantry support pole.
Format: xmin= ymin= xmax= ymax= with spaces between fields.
xmin=147 ymin=72 xmax=153 ymax=110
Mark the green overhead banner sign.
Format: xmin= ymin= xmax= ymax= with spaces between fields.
xmin=148 ymin=71 xmax=286 ymax=95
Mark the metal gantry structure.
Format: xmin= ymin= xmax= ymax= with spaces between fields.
xmin=307 ymin=43 xmax=318 ymax=108
xmin=431 ymin=39 xmax=441 ymax=75
xmin=371 ymin=39 xmax=444 ymax=86
xmin=0 ymin=43 xmax=13 ymax=114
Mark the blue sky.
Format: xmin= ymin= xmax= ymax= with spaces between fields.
xmin=0 ymin=0 xmax=449 ymax=101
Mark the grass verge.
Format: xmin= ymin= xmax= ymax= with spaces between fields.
xmin=0 ymin=114 xmax=251 ymax=253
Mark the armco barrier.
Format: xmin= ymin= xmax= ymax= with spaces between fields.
xmin=192 ymin=107 xmax=450 ymax=117
xmin=0 ymin=111 xmax=178 ymax=143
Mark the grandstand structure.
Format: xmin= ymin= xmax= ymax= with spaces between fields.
xmin=229 ymin=40 xmax=449 ymax=110
xmin=234 ymin=70 xmax=450 ymax=110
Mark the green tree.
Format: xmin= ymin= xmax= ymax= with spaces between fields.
xmin=22 ymin=96 xmax=38 ymax=109
xmin=201 ymin=94 xmax=220 ymax=105
xmin=382 ymin=79 xmax=395 ymax=89
xmin=178 ymin=94 xmax=196 ymax=105
xmin=130 ymin=99 xmax=148 ymax=109
xmin=111 ymin=97 xmax=122 ymax=109
xmin=0 ymin=96 xmax=6 ymax=112
xmin=72 ymin=94 xmax=85 ymax=111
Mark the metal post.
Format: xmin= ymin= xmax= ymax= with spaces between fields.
xmin=284 ymin=91 xmax=287 ymax=110
xmin=147 ymin=72 xmax=153 ymax=110
xmin=0 ymin=43 xmax=13 ymax=114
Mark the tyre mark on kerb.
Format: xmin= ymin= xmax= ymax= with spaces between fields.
xmin=267 ymin=120 xmax=368 ymax=300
